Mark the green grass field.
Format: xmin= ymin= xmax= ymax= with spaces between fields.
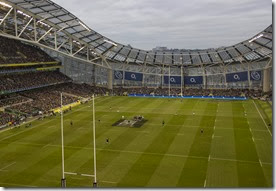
xmin=0 ymin=97 xmax=272 ymax=188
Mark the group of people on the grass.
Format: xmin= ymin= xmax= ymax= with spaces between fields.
xmin=0 ymin=36 xmax=54 ymax=64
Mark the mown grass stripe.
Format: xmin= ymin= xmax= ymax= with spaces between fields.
xmin=252 ymin=100 xmax=272 ymax=136
xmin=177 ymin=101 xmax=216 ymax=187
xmin=117 ymin=100 xmax=190 ymax=187
xmin=233 ymin=102 xmax=267 ymax=187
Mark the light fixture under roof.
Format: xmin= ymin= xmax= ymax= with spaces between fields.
xmin=17 ymin=10 xmax=31 ymax=18
xmin=0 ymin=1 xmax=12 ymax=8
xmin=37 ymin=20 xmax=50 ymax=28
xmin=249 ymin=34 xmax=263 ymax=43
xmin=79 ymin=21 xmax=91 ymax=32
xmin=104 ymin=39 xmax=117 ymax=47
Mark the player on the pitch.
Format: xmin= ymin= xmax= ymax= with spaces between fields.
xmin=106 ymin=138 xmax=110 ymax=144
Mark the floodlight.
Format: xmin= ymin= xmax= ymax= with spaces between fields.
xmin=17 ymin=10 xmax=31 ymax=18
xmin=79 ymin=21 xmax=91 ymax=32
xmin=0 ymin=1 xmax=12 ymax=8
xmin=249 ymin=34 xmax=263 ymax=43
xmin=104 ymin=39 xmax=117 ymax=47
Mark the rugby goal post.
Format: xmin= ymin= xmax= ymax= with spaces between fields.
xmin=60 ymin=93 xmax=97 ymax=187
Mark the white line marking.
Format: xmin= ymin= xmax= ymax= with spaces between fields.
xmin=259 ymin=159 xmax=263 ymax=167
xmin=0 ymin=162 xmax=16 ymax=171
xmin=0 ymin=182 xmax=37 ymax=187
xmin=0 ymin=120 xmax=52 ymax=143
xmin=249 ymin=128 xmax=252 ymax=133
xmin=252 ymin=100 xmax=272 ymax=136
xmin=4 ymin=141 xmax=272 ymax=165
xmin=42 ymin=143 xmax=50 ymax=149
xmin=255 ymin=139 xmax=262 ymax=141
xmin=208 ymin=155 xmax=211 ymax=161
xmin=252 ymin=137 xmax=255 ymax=142
xmin=204 ymin=179 xmax=207 ymax=187
xmin=262 ymin=162 xmax=272 ymax=165
xmin=95 ymin=121 xmax=270 ymax=132
xmin=101 ymin=180 xmax=117 ymax=184
xmin=212 ymin=134 xmax=214 ymax=139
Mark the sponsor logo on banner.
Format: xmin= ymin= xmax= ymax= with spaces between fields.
xmin=114 ymin=71 xmax=123 ymax=80
xmin=226 ymin=72 xmax=248 ymax=82
xmin=164 ymin=76 xmax=181 ymax=84
xmin=170 ymin=77 xmax=176 ymax=83
xmin=131 ymin=73 xmax=136 ymax=80
xmin=233 ymin=74 xmax=240 ymax=80
xmin=250 ymin=71 xmax=261 ymax=81
xmin=125 ymin=72 xmax=143 ymax=81
xmin=184 ymin=76 xmax=203 ymax=85
xmin=190 ymin=78 xmax=196 ymax=83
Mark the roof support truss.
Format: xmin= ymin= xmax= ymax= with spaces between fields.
xmin=18 ymin=18 xmax=33 ymax=38
xmin=0 ymin=7 xmax=13 ymax=26
xmin=0 ymin=0 xmax=272 ymax=69
xmin=37 ymin=27 xmax=53 ymax=42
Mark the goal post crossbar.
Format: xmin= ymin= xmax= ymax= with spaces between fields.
xmin=65 ymin=171 xmax=95 ymax=178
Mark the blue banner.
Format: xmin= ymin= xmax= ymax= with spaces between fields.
xmin=226 ymin=72 xmax=248 ymax=82
xmin=184 ymin=76 xmax=203 ymax=85
xmin=250 ymin=71 xmax=262 ymax=81
xmin=114 ymin=70 xmax=124 ymax=80
xmin=125 ymin=71 xmax=143 ymax=81
xmin=164 ymin=76 xmax=182 ymax=84
xmin=129 ymin=94 xmax=247 ymax=100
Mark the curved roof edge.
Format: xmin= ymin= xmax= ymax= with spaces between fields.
xmin=1 ymin=0 xmax=272 ymax=66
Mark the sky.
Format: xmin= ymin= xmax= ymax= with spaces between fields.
xmin=52 ymin=0 xmax=272 ymax=50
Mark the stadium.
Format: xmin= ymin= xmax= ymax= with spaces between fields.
xmin=0 ymin=0 xmax=273 ymax=188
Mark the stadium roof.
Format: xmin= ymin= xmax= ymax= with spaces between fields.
xmin=0 ymin=0 xmax=272 ymax=66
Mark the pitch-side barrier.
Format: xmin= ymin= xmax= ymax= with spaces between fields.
xmin=128 ymin=94 xmax=247 ymax=100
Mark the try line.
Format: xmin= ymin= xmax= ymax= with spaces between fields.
xmin=252 ymin=100 xmax=272 ymax=136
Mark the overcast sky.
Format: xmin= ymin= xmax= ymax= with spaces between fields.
xmin=52 ymin=0 xmax=272 ymax=50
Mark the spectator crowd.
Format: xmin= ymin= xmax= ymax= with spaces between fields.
xmin=0 ymin=36 xmax=54 ymax=64
xmin=0 ymin=71 xmax=71 ymax=93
